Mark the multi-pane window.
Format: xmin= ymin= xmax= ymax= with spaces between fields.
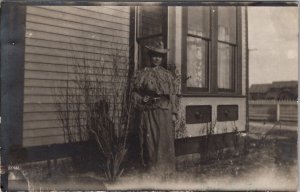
xmin=217 ymin=7 xmax=237 ymax=90
xmin=186 ymin=7 xmax=210 ymax=89
xmin=183 ymin=6 xmax=240 ymax=95
xmin=135 ymin=6 xmax=240 ymax=94
xmin=136 ymin=6 xmax=167 ymax=69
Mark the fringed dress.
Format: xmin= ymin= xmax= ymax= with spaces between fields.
xmin=132 ymin=66 xmax=177 ymax=173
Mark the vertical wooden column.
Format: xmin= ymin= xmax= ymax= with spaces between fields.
xmin=0 ymin=3 xmax=26 ymax=190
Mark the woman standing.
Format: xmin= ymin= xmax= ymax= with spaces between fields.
xmin=132 ymin=41 xmax=178 ymax=175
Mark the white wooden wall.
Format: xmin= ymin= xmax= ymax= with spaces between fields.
xmin=23 ymin=6 xmax=130 ymax=147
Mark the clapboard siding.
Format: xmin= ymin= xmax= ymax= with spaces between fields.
xmin=23 ymin=6 xmax=130 ymax=147
xmin=28 ymin=7 xmax=130 ymax=26
xmin=24 ymin=71 xmax=126 ymax=81
xmin=25 ymin=70 xmax=125 ymax=82
xmin=26 ymin=23 xmax=128 ymax=44
xmin=25 ymin=79 xmax=68 ymax=87
xmin=26 ymin=46 xmax=129 ymax=61
xmin=76 ymin=6 xmax=129 ymax=13
xmin=24 ymin=120 xmax=62 ymax=130
xmin=25 ymin=61 xmax=127 ymax=72
xmin=25 ymin=68 xmax=127 ymax=79
xmin=24 ymin=118 xmax=86 ymax=124
xmin=24 ymin=106 xmax=81 ymax=113
xmin=24 ymin=79 xmax=122 ymax=88
xmin=24 ymin=102 xmax=122 ymax=111
xmin=24 ymin=104 xmax=123 ymax=114
xmin=24 ymin=87 xmax=120 ymax=95
xmin=24 ymin=120 xmax=88 ymax=130
xmin=24 ymin=104 xmax=83 ymax=113
xmin=26 ymin=39 xmax=128 ymax=54
xmin=23 ymin=136 xmax=66 ymax=146
xmin=28 ymin=6 xmax=130 ymax=29
xmin=41 ymin=6 xmax=130 ymax=20
xmin=24 ymin=94 xmax=123 ymax=104
xmin=24 ymin=112 xmax=59 ymax=122
xmin=25 ymin=31 xmax=127 ymax=49
xmin=24 ymin=129 xmax=65 ymax=139
xmin=25 ymin=54 xmax=127 ymax=66
xmin=27 ymin=15 xmax=129 ymax=39
xmin=25 ymin=63 xmax=128 ymax=74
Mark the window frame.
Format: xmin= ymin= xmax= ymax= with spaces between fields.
xmin=181 ymin=7 xmax=211 ymax=93
xmin=217 ymin=41 xmax=237 ymax=92
xmin=181 ymin=6 xmax=242 ymax=96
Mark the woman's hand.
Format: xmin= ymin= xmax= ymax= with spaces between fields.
xmin=172 ymin=114 xmax=178 ymax=123
xmin=143 ymin=96 xmax=150 ymax=103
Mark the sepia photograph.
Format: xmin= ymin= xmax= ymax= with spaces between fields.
xmin=0 ymin=1 xmax=298 ymax=191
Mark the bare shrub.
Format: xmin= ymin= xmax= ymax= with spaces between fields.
xmin=54 ymin=42 xmax=133 ymax=182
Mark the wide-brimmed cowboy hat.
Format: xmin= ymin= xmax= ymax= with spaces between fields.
xmin=145 ymin=41 xmax=169 ymax=54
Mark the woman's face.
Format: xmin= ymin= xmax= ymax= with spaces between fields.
xmin=150 ymin=54 xmax=163 ymax=67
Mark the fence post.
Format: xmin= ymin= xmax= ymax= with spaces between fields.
xmin=276 ymin=102 xmax=280 ymax=122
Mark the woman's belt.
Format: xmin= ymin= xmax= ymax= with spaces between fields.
xmin=143 ymin=95 xmax=169 ymax=108
xmin=147 ymin=94 xmax=169 ymax=101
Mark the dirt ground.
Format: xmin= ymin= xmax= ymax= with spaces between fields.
xmin=8 ymin=121 xmax=298 ymax=191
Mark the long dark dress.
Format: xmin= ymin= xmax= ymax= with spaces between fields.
xmin=132 ymin=66 xmax=177 ymax=173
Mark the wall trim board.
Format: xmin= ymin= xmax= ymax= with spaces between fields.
xmin=10 ymin=142 xmax=89 ymax=164
xmin=175 ymin=132 xmax=246 ymax=156
xmin=10 ymin=132 xmax=246 ymax=164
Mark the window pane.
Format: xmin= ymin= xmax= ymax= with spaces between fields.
xmin=217 ymin=43 xmax=234 ymax=89
xmin=218 ymin=7 xmax=236 ymax=43
xmin=187 ymin=6 xmax=210 ymax=38
xmin=186 ymin=36 xmax=208 ymax=88
xmin=138 ymin=6 xmax=163 ymax=37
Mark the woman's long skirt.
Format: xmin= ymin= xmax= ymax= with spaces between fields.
xmin=140 ymin=108 xmax=175 ymax=173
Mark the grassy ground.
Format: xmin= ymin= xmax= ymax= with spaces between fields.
xmin=107 ymin=121 xmax=297 ymax=190
xmin=8 ymin=121 xmax=298 ymax=191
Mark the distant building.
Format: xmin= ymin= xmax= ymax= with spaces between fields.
xmin=248 ymin=84 xmax=270 ymax=100
xmin=249 ymin=81 xmax=298 ymax=100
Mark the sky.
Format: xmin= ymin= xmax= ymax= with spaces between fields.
xmin=248 ymin=7 xmax=298 ymax=86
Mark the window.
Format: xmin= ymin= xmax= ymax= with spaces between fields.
xmin=186 ymin=7 xmax=210 ymax=90
xmin=136 ymin=6 xmax=168 ymax=69
xmin=217 ymin=7 xmax=237 ymax=91
xmin=182 ymin=6 xmax=241 ymax=95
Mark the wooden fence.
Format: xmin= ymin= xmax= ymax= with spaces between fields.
xmin=249 ymin=100 xmax=298 ymax=122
